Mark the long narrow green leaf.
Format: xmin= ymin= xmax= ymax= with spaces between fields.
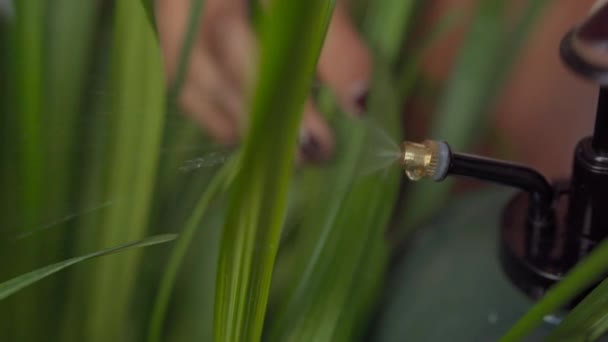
xmin=267 ymin=0 xmax=417 ymax=338
xmin=30 ymin=2 xmax=101 ymax=339
xmin=59 ymin=16 xmax=114 ymax=342
xmin=0 ymin=235 xmax=176 ymax=301
xmin=363 ymin=0 xmax=416 ymax=62
xmin=213 ymin=1 xmax=334 ymax=341
xmin=11 ymin=1 xmax=45 ymax=340
xmin=140 ymin=0 xmax=156 ymax=30
xmin=156 ymin=0 xmax=207 ymax=199
xmin=548 ymin=278 xmax=608 ymax=341
xmin=13 ymin=0 xmax=44 ymax=224
xmin=502 ymin=237 xmax=608 ymax=341
xmin=168 ymin=0 xmax=205 ymax=102
xmin=266 ymin=109 xmax=374 ymax=341
xmin=85 ymin=1 xmax=166 ymax=341
xmin=267 ymin=69 xmax=403 ymax=342
xmin=395 ymin=9 xmax=463 ymax=97
xmin=44 ymin=0 xmax=99 ymax=214
xmin=147 ymin=160 xmax=233 ymax=342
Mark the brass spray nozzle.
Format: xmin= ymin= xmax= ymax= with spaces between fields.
xmin=400 ymin=140 xmax=450 ymax=181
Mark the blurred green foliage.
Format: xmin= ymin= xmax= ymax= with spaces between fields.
xmin=4 ymin=0 xmax=608 ymax=341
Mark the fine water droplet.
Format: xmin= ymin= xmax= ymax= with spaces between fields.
xmin=357 ymin=123 xmax=402 ymax=177
xmin=179 ymin=152 xmax=231 ymax=172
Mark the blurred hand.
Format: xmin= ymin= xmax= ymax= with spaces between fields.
xmin=156 ymin=0 xmax=371 ymax=162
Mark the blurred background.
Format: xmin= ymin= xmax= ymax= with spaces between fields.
xmin=0 ymin=0 xmax=601 ymax=341
xmin=417 ymin=0 xmax=596 ymax=179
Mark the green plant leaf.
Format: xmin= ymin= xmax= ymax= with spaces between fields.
xmin=266 ymin=70 xmax=404 ymax=342
xmin=0 ymin=235 xmax=176 ymax=301
xmin=395 ymin=8 xmax=464 ymax=97
xmin=168 ymin=0 xmax=205 ymax=103
xmin=213 ymin=1 xmax=335 ymax=341
xmin=9 ymin=1 xmax=47 ymax=340
xmin=548 ymin=277 xmax=608 ymax=342
xmin=502 ymin=237 xmax=608 ymax=341
xmin=12 ymin=0 xmax=44 ymax=224
xmin=363 ymin=0 xmax=416 ymax=62
xmin=84 ymin=1 xmax=167 ymax=341
xmin=148 ymin=160 xmax=233 ymax=342
xmin=140 ymin=0 xmax=156 ymax=30
xmin=265 ymin=0 xmax=419 ymax=338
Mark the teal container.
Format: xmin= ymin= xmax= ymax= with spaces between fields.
xmin=373 ymin=189 xmax=556 ymax=341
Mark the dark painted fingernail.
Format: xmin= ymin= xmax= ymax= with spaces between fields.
xmin=299 ymin=129 xmax=324 ymax=163
xmin=578 ymin=3 xmax=608 ymax=43
xmin=354 ymin=89 xmax=369 ymax=117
